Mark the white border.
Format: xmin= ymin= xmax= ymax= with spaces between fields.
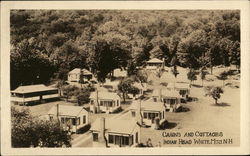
xmin=1 ymin=1 xmax=249 ymax=155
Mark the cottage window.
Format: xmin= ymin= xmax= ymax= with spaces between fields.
xmin=77 ymin=117 xmax=80 ymax=125
xmin=148 ymin=113 xmax=152 ymax=119
xmin=83 ymin=115 xmax=86 ymax=124
xmin=136 ymin=132 xmax=138 ymax=143
xmin=108 ymin=135 xmax=114 ymax=144
xmin=115 ymin=136 xmax=120 ymax=145
xmin=61 ymin=117 xmax=65 ymax=124
xmin=100 ymin=101 xmax=104 ymax=106
xmin=122 ymin=136 xmax=129 ymax=146
xmin=49 ymin=116 xmax=53 ymax=121
xmin=117 ymin=100 xmax=119 ymax=106
xmin=72 ymin=118 xmax=76 ymax=126
xmin=90 ymin=100 xmax=94 ymax=105
xmin=132 ymin=111 xmax=136 ymax=117
xmin=153 ymin=97 xmax=157 ymax=102
xmin=143 ymin=112 xmax=147 ymax=119
xmin=93 ymin=133 xmax=98 ymax=142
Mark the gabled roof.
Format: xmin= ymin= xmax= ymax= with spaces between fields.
xmin=147 ymin=58 xmax=164 ymax=63
xmin=89 ymin=91 xmax=120 ymax=100
xmin=90 ymin=118 xmax=138 ymax=134
xmin=47 ymin=105 xmax=87 ymax=117
xmin=152 ymin=89 xmax=180 ymax=98
xmin=167 ymin=83 xmax=190 ymax=89
xmin=69 ymin=68 xmax=92 ymax=75
xmin=129 ymin=100 xmax=165 ymax=112
xmin=11 ymin=84 xmax=57 ymax=94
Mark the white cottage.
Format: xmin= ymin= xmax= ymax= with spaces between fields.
xmin=11 ymin=84 xmax=59 ymax=105
xmin=89 ymin=91 xmax=121 ymax=113
xmin=129 ymin=100 xmax=166 ymax=126
xmin=90 ymin=117 xmax=140 ymax=147
xmin=167 ymin=83 xmax=190 ymax=101
xmin=47 ymin=104 xmax=88 ymax=133
xmin=152 ymin=89 xmax=181 ymax=112
xmin=68 ymin=68 xmax=93 ymax=83
xmin=146 ymin=58 xmax=164 ymax=70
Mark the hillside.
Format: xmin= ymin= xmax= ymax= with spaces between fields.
xmin=10 ymin=10 xmax=240 ymax=89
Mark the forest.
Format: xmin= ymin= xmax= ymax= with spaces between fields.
xmin=10 ymin=10 xmax=240 ymax=89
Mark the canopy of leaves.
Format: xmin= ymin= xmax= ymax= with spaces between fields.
xmin=205 ymin=86 xmax=224 ymax=104
xmin=10 ymin=10 xmax=240 ymax=89
xmin=11 ymin=107 xmax=71 ymax=147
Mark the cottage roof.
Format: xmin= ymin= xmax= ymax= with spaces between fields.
xmin=129 ymin=100 xmax=164 ymax=112
xmin=90 ymin=118 xmax=138 ymax=134
xmin=11 ymin=84 xmax=57 ymax=94
xmin=152 ymin=89 xmax=180 ymax=98
xmin=69 ymin=68 xmax=92 ymax=75
xmin=147 ymin=58 xmax=164 ymax=63
xmin=167 ymin=83 xmax=190 ymax=89
xmin=89 ymin=91 xmax=120 ymax=100
xmin=47 ymin=105 xmax=87 ymax=117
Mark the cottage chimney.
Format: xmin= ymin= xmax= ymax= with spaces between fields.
xmin=96 ymin=90 xmax=100 ymax=113
xmin=162 ymin=58 xmax=165 ymax=68
xmin=136 ymin=100 xmax=143 ymax=126
xmin=56 ymin=104 xmax=59 ymax=118
xmin=99 ymin=117 xmax=107 ymax=147
xmin=56 ymin=104 xmax=60 ymax=124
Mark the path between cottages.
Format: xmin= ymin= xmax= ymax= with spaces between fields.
xmin=71 ymin=132 xmax=92 ymax=147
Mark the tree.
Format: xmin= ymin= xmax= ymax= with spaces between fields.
xmin=118 ymin=77 xmax=134 ymax=103
xmin=135 ymin=69 xmax=148 ymax=84
xmin=187 ymin=69 xmax=197 ymax=87
xmin=217 ymin=71 xmax=228 ymax=86
xmin=171 ymin=65 xmax=179 ymax=87
xmin=128 ymin=86 xmax=140 ymax=98
xmin=205 ymin=86 xmax=224 ymax=105
xmin=229 ymin=41 xmax=240 ymax=70
xmin=11 ymin=107 xmax=71 ymax=147
xmin=200 ymin=67 xmax=208 ymax=87
xmin=10 ymin=39 xmax=55 ymax=89
xmin=77 ymin=90 xmax=90 ymax=106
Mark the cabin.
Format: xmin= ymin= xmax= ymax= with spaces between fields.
xmin=133 ymin=82 xmax=147 ymax=96
xmin=90 ymin=117 xmax=140 ymax=147
xmin=146 ymin=57 xmax=165 ymax=70
xmin=68 ymin=68 xmax=93 ymax=83
xmin=129 ymin=100 xmax=166 ymax=126
xmin=167 ymin=83 xmax=190 ymax=101
xmin=113 ymin=68 xmax=127 ymax=78
xmin=11 ymin=84 xmax=59 ymax=105
xmin=47 ymin=104 xmax=88 ymax=133
xmin=89 ymin=91 xmax=121 ymax=114
xmin=152 ymin=89 xmax=181 ymax=112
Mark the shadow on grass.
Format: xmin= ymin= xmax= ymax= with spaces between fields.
xmin=176 ymin=106 xmax=190 ymax=113
xmin=112 ymin=107 xmax=123 ymax=114
xmin=192 ymin=84 xmax=203 ymax=88
xmin=76 ymin=124 xmax=91 ymax=134
xmin=211 ymin=102 xmax=230 ymax=107
xmin=187 ymin=97 xmax=198 ymax=102
xmin=160 ymin=120 xmax=177 ymax=130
